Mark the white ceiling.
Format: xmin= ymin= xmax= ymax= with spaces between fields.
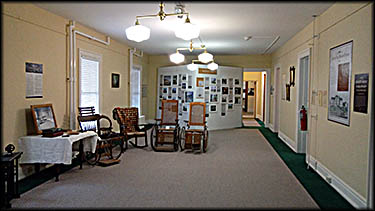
xmin=35 ymin=2 xmax=333 ymax=55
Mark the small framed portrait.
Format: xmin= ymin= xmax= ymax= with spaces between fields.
xmin=235 ymin=87 xmax=242 ymax=95
xmin=210 ymin=104 xmax=217 ymax=112
xmin=196 ymin=77 xmax=204 ymax=87
xmin=234 ymin=78 xmax=240 ymax=86
xmin=221 ymin=95 xmax=228 ymax=103
xmin=112 ymin=73 xmax=120 ymax=88
xmin=210 ymin=86 xmax=216 ymax=92
xmin=163 ymin=75 xmax=172 ymax=86
xmin=172 ymin=87 xmax=177 ymax=94
xmin=172 ymin=75 xmax=178 ymax=86
xmin=210 ymin=77 xmax=217 ymax=85
xmin=30 ymin=104 xmax=57 ymax=134
xmin=210 ymin=94 xmax=218 ymax=103
xmin=222 ymin=78 xmax=227 ymax=85
xmin=222 ymin=87 xmax=229 ymax=95
xmin=185 ymin=91 xmax=194 ymax=103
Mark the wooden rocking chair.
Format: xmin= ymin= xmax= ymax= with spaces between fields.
xmin=150 ymin=100 xmax=180 ymax=152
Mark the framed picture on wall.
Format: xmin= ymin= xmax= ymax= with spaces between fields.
xmin=328 ymin=40 xmax=353 ymax=126
xmin=210 ymin=94 xmax=218 ymax=103
xmin=163 ymin=75 xmax=172 ymax=86
xmin=210 ymin=77 xmax=217 ymax=85
xmin=111 ymin=73 xmax=120 ymax=88
xmin=196 ymin=77 xmax=204 ymax=87
xmin=235 ymin=87 xmax=242 ymax=95
xmin=222 ymin=78 xmax=227 ymax=85
xmin=172 ymin=75 xmax=178 ymax=85
xmin=222 ymin=87 xmax=229 ymax=95
xmin=185 ymin=91 xmax=194 ymax=103
xmin=210 ymin=104 xmax=217 ymax=112
xmin=234 ymin=78 xmax=240 ymax=86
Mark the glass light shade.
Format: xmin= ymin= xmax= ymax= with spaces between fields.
xmin=174 ymin=22 xmax=200 ymax=40
xmin=198 ymin=52 xmax=213 ymax=63
xmin=207 ymin=62 xmax=218 ymax=71
xmin=125 ymin=25 xmax=150 ymax=42
xmin=187 ymin=63 xmax=198 ymax=71
xmin=169 ymin=52 xmax=185 ymax=64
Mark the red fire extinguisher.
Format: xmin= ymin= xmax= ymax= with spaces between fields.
xmin=300 ymin=105 xmax=307 ymax=131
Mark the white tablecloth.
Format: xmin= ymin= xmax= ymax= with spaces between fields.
xmin=18 ymin=131 xmax=98 ymax=165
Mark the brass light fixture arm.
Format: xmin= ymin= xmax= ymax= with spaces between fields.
xmin=176 ymin=40 xmax=206 ymax=53
xmin=135 ymin=2 xmax=189 ymax=21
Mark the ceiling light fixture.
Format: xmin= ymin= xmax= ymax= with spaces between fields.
xmin=125 ymin=2 xmax=199 ymax=42
xmin=169 ymin=51 xmax=185 ymax=64
xmin=207 ymin=61 xmax=218 ymax=70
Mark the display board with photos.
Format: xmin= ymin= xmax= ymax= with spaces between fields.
xmin=157 ymin=65 xmax=243 ymax=130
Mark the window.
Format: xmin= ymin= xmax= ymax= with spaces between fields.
xmin=130 ymin=65 xmax=142 ymax=115
xmin=79 ymin=50 xmax=101 ymax=113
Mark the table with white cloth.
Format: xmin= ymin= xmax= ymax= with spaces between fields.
xmin=18 ymin=131 xmax=98 ymax=181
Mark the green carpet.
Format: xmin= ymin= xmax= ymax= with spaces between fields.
xmin=244 ymin=118 xmax=354 ymax=209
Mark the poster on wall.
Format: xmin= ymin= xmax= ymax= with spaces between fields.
xmin=328 ymin=40 xmax=353 ymax=126
xmin=353 ymin=73 xmax=368 ymax=113
xmin=26 ymin=62 xmax=43 ymax=98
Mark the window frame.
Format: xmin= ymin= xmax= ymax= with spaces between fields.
xmin=78 ymin=49 xmax=102 ymax=114
xmin=130 ymin=64 xmax=142 ymax=115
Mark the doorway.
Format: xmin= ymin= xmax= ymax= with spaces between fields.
xmin=296 ymin=48 xmax=310 ymax=153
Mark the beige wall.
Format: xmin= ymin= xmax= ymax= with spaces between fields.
xmin=146 ymin=55 xmax=272 ymax=119
xmin=2 ymin=3 xmax=149 ymax=176
xmin=271 ymin=2 xmax=373 ymax=202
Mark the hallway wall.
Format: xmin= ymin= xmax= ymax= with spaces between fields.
xmin=270 ymin=2 xmax=373 ymax=207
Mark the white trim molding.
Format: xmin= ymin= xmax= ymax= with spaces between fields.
xmin=278 ymin=130 xmax=297 ymax=153
xmin=308 ymin=156 xmax=367 ymax=209
xmin=268 ymin=123 xmax=275 ymax=132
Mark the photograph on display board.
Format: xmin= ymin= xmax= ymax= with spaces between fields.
xmin=160 ymin=75 xmax=163 ymax=86
xmin=234 ymin=96 xmax=241 ymax=104
xmin=182 ymin=82 xmax=187 ymax=90
xmin=178 ymin=74 xmax=182 ymax=86
xmin=228 ymin=103 xmax=233 ymax=111
xmin=228 ymin=94 xmax=233 ymax=103
xmin=178 ymin=88 xmax=183 ymax=100
xmin=229 ymin=87 xmax=233 ymax=95
xmin=168 ymin=87 xmax=172 ymax=99
xmin=182 ymin=74 xmax=187 ymax=81
xmin=211 ymin=77 xmax=217 ymax=85
xmin=210 ymin=104 xmax=217 ymax=112
xmin=221 ymin=103 xmax=226 ymax=116
xmin=210 ymin=94 xmax=218 ymax=103
xmin=188 ymin=75 xmax=193 ymax=89
xmin=204 ymin=76 xmax=210 ymax=87
xmin=183 ymin=104 xmax=188 ymax=113
xmin=234 ymin=78 xmax=240 ymax=86
xmin=196 ymin=77 xmax=204 ymax=87
xmin=162 ymin=87 xmax=168 ymax=94
xmin=196 ymin=87 xmax=204 ymax=99
xmin=228 ymin=78 xmax=233 ymax=88
xmin=222 ymin=95 xmax=228 ymax=103
xmin=163 ymin=75 xmax=171 ymax=86
xmin=172 ymin=87 xmax=177 ymax=94
xmin=159 ymin=87 xmax=163 ymax=98
xmin=210 ymin=86 xmax=216 ymax=92
xmin=217 ymin=79 xmax=221 ymax=92
xmin=204 ymin=91 xmax=210 ymax=103
xmin=172 ymin=75 xmax=178 ymax=86
xmin=235 ymin=87 xmax=242 ymax=95
xmin=222 ymin=78 xmax=227 ymax=85
xmin=206 ymin=104 xmax=210 ymax=117
xmin=222 ymin=87 xmax=229 ymax=94
xmin=185 ymin=91 xmax=194 ymax=103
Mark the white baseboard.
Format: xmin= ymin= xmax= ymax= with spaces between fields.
xmin=278 ymin=131 xmax=297 ymax=153
xmin=268 ymin=123 xmax=275 ymax=132
xmin=307 ymin=156 xmax=367 ymax=209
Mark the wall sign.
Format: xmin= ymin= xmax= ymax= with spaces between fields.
xmin=26 ymin=62 xmax=43 ymax=98
xmin=328 ymin=40 xmax=353 ymax=126
xmin=199 ymin=68 xmax=217 ymax=75
xmin=353 ymin=73 xmax=369 ymax=113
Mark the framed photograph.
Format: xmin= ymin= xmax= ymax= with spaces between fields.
xmin=228 ymin=78 xmax=233 ymax=88
xmin=196 ymin=77 xmax=204 ymax=87
xmin=222 ymin=78 xmax=227 ymax=85
xmin=210 ymin=77 xmax=217 ymax=85
xmin=172 ymin=75 xmax=178 ymax=85
xmin=222 ymin=95 xmax=228 ymax=103
xmin=111 ymin=73 xmax=120 ymax=88
xmin=30 ymin=104 xmax=57 ymax=134
xmin=210 ymin=86 xmax=216 ymax=92
xmin=188 ymin=75 xmax=193 ymax=89
xmin=221 ymin=103 xmax=226 ymax=116
xmin=328 ymin=40 xmax=353 ymax=126
xmin=181 ymin=74 xmax=187 ymax=81
xmin=222 ymin=87 xmax=229 ymax=95
xmin=235 ymin=87 xmax=242 ymax=95
xmin=228 ymin=103 xmax=233 ymax=111
xmin=210 ymin=94 xmax=218 ymax=103
xmin=172 ymin=87 xmax=177 ymax=94
xmin=185 ymin=91 xmax=194 ymax=103
xmin=163 ymin=75 xmax=171 ymax=86
xmin=234 ymin=96 xmax=241 ymax=105
xmin=210 ymin=104 xmax=217 ymax=112
xmin=160 ymin=75 xmax=163 ymax=86
xmin=234 ymin=78 xmax=240 ymax=86
xmin=181 ymin=82 xmax=187 ymax=90
xmin=162 ymin=87 xmax=168 ymax=94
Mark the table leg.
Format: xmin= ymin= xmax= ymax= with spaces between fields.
xmin=55 ymin=164 xmax=60 ymax=182
xmin=14 ymin=159 xmax=20 ymax=198
xmin=79 ymin=140 xmax=83 ymax=169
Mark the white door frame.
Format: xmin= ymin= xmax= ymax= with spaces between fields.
xmin=243 ymin=68 xmax=271 ymax=128
xmin=295 ymin=48 xmax=311 ymax=153
xmin=273 ymin=64 xmax=281 ymax=133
